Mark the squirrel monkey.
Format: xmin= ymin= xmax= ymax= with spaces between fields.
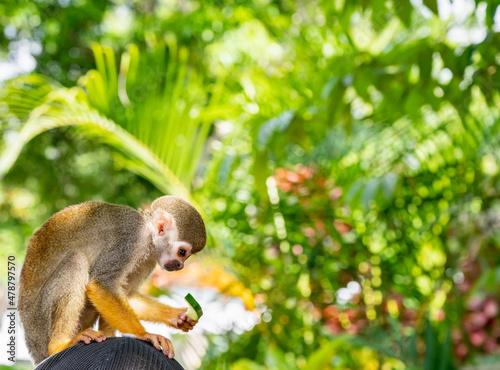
xmin=18 ymin=195 xmax=206 ymax=364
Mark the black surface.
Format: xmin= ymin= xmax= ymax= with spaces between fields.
xmin=34 ymin=337 xmax=185 ymax=370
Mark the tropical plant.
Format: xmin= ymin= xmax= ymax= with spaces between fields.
xmin=0 ymin=36 xmax=234 ymax=207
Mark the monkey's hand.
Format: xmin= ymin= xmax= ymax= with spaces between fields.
xmin=136 ymin=332 xmax=175 ymax=359
xmin=128 ymin=293 xmax=197 ymax=331
xmin=170 ymin=308 xmax=197 ymax=332
xmin=70 ymin=328 xmax=106 ymax=346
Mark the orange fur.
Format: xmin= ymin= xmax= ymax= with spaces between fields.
xmin=86 ymin=281 xmax=147 ymax=337
xmin=98 ymin=317 xmax=116 ymax=337
xmin=48 ymin=339 xmax=71 ymax=356
xmin=129 ymin=293 xmax=187 ymax=327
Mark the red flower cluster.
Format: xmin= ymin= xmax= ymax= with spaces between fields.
xmin=323 ymin=305 xmax=368 ymax=335
xmin=322 ymin=293 xmax=418 ymax=337
xmin=454 ymin=295 xmax=500 ymax=360
xmin=273 ymin=165 xmax=350 ymax=241
xmin=273 ymin=165 xmax=315 ymax=194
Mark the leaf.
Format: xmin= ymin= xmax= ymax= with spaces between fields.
xmin=0 ymin=75 xmax=60 ymax=119
xmin=230 ymin=359 xmax=266 ymax=370
xmin=422 ymin=0 xmax=438 ymax=14
xmin=321 ymin=76 xmax=340 ymax=100
xmin=303 ymin=337 xmax=346 ymax=370
xmin=217 ymin=153 xmax=236 ymax=187
xmin=423 ymin=317 xmax=436 ymax=370
xmin=438 ymin=331 xmax=453 ymax=370
xmin=381 ymin=173 xmax=398 ymax=201
xmin=419 ymin=49 xmax=433 ymax=83
xmin=253 ymin=150 xmax=269 ymax=201
xmin=362 ymin=177 xmax=380 ymax=208
xmin=485 ymin=1 xmax=497 ymax=28
xmin=346 ymin=178 xmax=365 ymax=204
xmin=0 ymin=82 xmax=202 ymax=214
xmin=398 ymin=0 xmax=413 ymax=27
xmin=257 ymin=110 xmax=295 ymax=149
xmin=264 ymin=346 xmax=289 ymax=370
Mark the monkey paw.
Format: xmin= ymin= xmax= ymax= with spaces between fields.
xmin=71 ymin=328 xmax=106 ymax=346
xmin=171 ymin=308 xmax=197 ymax=332
xmin=137 ymin=333 xmax=175 ymax=358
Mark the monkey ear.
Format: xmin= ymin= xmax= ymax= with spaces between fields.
xmin=156 ymin=211 xmax=173 ymax=235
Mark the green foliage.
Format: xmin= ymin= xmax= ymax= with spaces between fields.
xmin=0 ymin=38 xmax=233 ymax=206
xmin=0 ymin=0 xmax=107 ymax=85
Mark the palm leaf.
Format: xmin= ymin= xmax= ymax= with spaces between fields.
xmin=1 ymin=86 xmax=195 ymax=202
xmin=0 ymin=39 xmax=237 ymax=210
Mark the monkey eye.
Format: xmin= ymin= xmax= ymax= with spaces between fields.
xmin=179 ymin=249 xmax=186 ymax=257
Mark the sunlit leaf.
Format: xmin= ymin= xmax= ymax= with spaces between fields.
xmin=381 ymin=173 xmax=398 ymax=201
xmin=257 ymin=110 xmax=295 ymax=149
xmin=362 ymin=178 xmax=380 ymax=207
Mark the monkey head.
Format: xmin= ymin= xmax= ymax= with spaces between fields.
xmin=149 ymin=196 xmax=206 ymax=271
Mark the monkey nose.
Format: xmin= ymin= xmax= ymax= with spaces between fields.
xmin=164 ymin=260 xmax=182 ymax=271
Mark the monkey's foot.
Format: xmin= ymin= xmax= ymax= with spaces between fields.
xmin=136 ymin=333 xmax=175 ymax=359
xmin=49 ymin=329 xmax=107 ymax=356
xmin=70 ymin=328 xmax=106 ymax=346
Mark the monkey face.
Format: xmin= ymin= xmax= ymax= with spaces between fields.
xmin=160 ymin=241 xmax=193 ymax=271
xmin=151 ymin=195 xmax=207 ymax=254
xmin=150 ymin=209 xmax=193 ymax=271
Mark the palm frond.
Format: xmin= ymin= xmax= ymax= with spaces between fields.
xmin=79 ymin=39 xmax=236 ymax=188
xmin=0 ymin=39 xmax=237 ymax=209
xmin=1 ymin=86 xmax=196 ymax=203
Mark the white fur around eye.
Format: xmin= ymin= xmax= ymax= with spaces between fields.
xmin=172 ymin=241 xmax=192 ymax=255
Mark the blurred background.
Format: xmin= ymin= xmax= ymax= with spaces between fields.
xmin=1 ymin=0 xmax=500 ymax=369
